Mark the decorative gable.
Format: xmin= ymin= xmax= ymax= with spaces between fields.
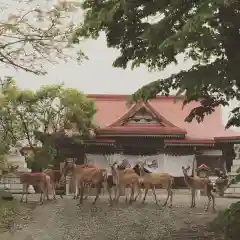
xmin=109 ymin=101 xmax=180 ymax=128
xmin=125 ymin=107 xmax=165 ymax=125
xmin=98 ymin=101 xmax=187 ymax=136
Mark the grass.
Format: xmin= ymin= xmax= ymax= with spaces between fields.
xmin=0 ymin=199 xmax=19 ymax=233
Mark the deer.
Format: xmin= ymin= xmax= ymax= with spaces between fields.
xmin=68 ymin=163 xmax=98 ymax=200
xmin=111 ymin=160 xmax=142 ymax=204
xmin=133 ymin=161 xmax=174 ymax=207
xmin=9 ymin=165 xmax=51 ymax=204
xmin=60 ymin=161 xmax=112 ymax=205
xmin=182 ymin=166 xmax=216 ymax=212
xmin=43 ymin=168 xmax=63 ymax=200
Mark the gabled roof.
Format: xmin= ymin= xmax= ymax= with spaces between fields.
xmin=88 ymin=94 xmax=240 ymax=140
xmin=98 ymin=101 xmax=186 ymax=136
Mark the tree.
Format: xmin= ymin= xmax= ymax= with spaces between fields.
xmin=0 ymin=77 xmax=96 ymax=169
xmin=0 ymin=0 xmax=84 ymax=75
xmin=78 ymin=0 xmax=240 ymax=128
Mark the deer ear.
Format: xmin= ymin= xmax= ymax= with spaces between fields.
xmin=182 ymin=166 xmax=185 ymax=170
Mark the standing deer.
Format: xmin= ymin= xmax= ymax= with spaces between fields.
xmin=59 ymin=162 xmax=97 ymax=199
xmin=61 ymin=161 xmax=112 ymax=205
xmin=43 ymin=168 xmax=63 ymax=200
xmin=182 ymin=166 xmax=216 ymax=212
xmin=9 ymin=166 xmax=51 ymax=204
xmin=111 ymin=161 xmax=142 ymax=204
xmin=133 ymin=161 xmax=174 ymax=207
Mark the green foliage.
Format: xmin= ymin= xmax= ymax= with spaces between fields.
xmin=79 ymin=0 xmax=240 ymax=128
xmin=213 ymin=201 xmax=240 ymax=240
xmin=0 ymin=77 xmax=96 ymax=169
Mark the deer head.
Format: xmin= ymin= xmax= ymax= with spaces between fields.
xmin=182 ymin=166 xmax=191 ymax=175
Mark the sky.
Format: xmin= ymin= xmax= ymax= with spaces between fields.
xmin=1 ymin=0 xmax=240 ymax=132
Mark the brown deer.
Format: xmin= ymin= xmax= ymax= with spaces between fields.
xmin=133 ymin=161 xmax=174 ymax=207
xmin=9 ymin=166 xmax=51 ymax=204
xmin=111 ymin=161 xmax=142 ymax=204
xmin=43 ymin=168 xmax=63 ymax=200
xmin=61 ymin=161 xmax=112 ymax=205
xmin=182 ymin=166 xmax=216 ymax=212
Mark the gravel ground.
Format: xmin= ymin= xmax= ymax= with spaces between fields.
xmin=0 ymin=192 xmax=238 ymax=240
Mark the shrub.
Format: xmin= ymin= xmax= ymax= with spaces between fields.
xmin=213 ymin=201 xmax=240 ymax=240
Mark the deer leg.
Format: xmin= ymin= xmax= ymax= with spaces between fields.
xmin=107 ymin=184 xmax=113 ymax=206
xmin=134 ymin=182 xmax=142 ymax=201
xmin=79 ymin=182 xmax=84 ymax=204
xmin=163 ymin=187 xmax=171 ymax=207
xmin=92 ymin=183 xmax=101 ymax=205
xmin=211 ymin=192 xmax=216 ymax=212
xmin=204 ymin=193 xmax=211 ymax=212
xmin=73 ymin=180 xmax=78 ymax=199
xmin=192 ymin=189 xmax=196 ymax=208
xmin=25 ymin=184 xmax=29 ymax=203
xmin=46 ymin=182 xmax=50 ymax=201
xmin=142 ymin=188 xmax=149 ymax=204
xmin=52 ymin=183 xmax=56 ymax=200
xmin=84 ymin=184 xmax=90 ymax=200
xmin=125 ymin=187 xmax=129 ymax=204
xmin=20 ymin=183 xmax=26 ymax=203
xmin=129 ymin=185 xmax=135 ymax=204
xmin=152 ymin=186 xmax=159 ymax=205
xmin=169 ymin=188 xmax=173 ymax=208
xmin=190 ymin=189 xmax=196 ymax=208
xmin=115 ymin=185 xmax=122 ymax=203
xmin=39 ymin=183 xmax=44 ymax=204
xmin=114 ymin=185 xmax=118 ymax=202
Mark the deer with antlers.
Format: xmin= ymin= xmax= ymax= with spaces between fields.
xmin=111 ymin=160 xmax=142 ymax=204
xmin=9 ymin=166 xmax=51 ymax=204
xmin=60 ymin=161 xmax=112 ymax=205
xmin=182 ymin=166 xmax=216 ymax=212
xmin=133 ymin=160 xmax=174 ymax=207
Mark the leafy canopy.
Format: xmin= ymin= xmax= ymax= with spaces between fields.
xmin=78 ymin=0 xmax=240 ymax=128
xmin=0 ymin=77 xmax=96 ymax=168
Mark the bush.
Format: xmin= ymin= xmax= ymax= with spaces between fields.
xmin=213 ymin=201 xmax=240 ymax=240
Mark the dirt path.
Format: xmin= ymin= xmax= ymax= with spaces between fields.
xmin=0 ymin=194 xmax=237 ymax=240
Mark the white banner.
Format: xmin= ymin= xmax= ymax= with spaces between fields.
xmin=164 ymin=154 xmax=195 ymax=177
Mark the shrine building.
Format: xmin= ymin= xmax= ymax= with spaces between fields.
xmin=77 ymin=94 xmax=240 ymax=178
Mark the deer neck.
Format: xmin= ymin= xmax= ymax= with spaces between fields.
xmin=183 ymin=172 xmax=194 ymax=186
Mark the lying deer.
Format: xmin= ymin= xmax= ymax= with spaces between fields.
xmin=61 ymin=161 xmax=112 ymax=205
xmin=9 ymin=166 xmax=51 ymax=204
xmin=111 ymin=161 xmax=142 ymax=204
xmin=133 ymin=161 xmax=174 ymax=207
xmin=43 ymin=168 xmax=63 ymax=200
xmin=182 ymin=166 xmax=216 ymax=212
